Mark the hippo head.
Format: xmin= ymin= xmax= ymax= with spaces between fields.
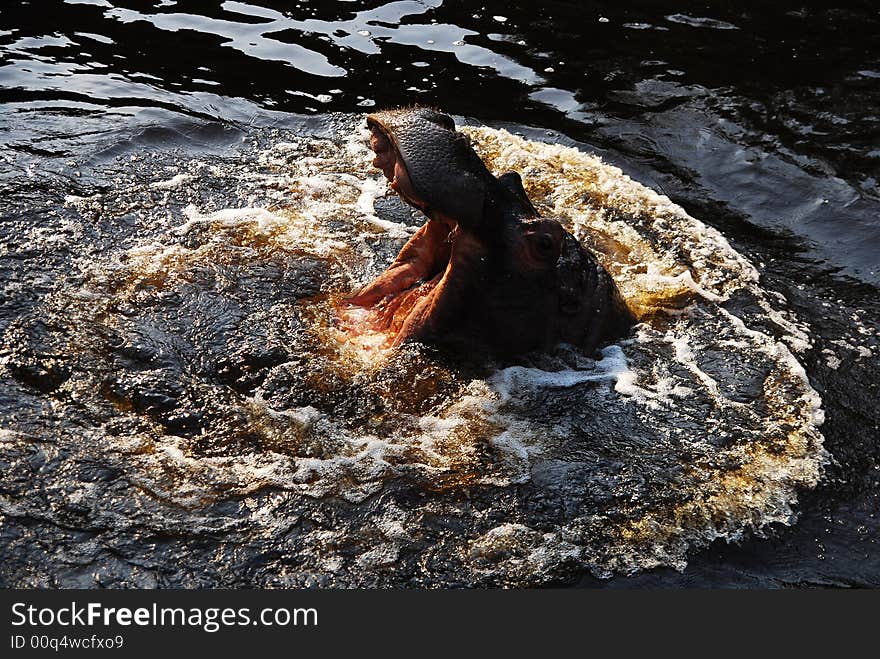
xmin=346 ymin=107 xmax=632 ymax=357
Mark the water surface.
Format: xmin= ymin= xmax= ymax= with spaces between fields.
xmin=1 ymin=1 xmax=878 ymax=587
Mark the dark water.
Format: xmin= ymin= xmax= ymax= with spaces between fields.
xmin=1 ymin=1 xmax=878 ymax=587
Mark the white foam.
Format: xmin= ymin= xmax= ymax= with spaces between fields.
xmin=150 ymin=173 xmax=191 ymax=189
xmin=64 ymin=193 xmax=101 ymax=205
xmin=488 ymin=344 xmax=630 ymax=404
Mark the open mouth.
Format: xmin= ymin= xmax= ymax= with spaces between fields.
xmin=340 ymin=254 xmax=449 ymax=350
xmin=338 ymin=120 xmax=457 ymax=347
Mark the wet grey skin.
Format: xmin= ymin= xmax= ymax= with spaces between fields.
xmin=362 ymin=106 xmax=634 ymax=356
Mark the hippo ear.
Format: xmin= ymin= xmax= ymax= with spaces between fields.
xmin=498 ymin=171 xmax=538 ymax=216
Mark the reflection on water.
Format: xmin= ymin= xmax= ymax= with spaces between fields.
xmin=1 ymin=1 xmax=879 ymax=587
xmin=2 ymin=1 xmax=878 ymax=279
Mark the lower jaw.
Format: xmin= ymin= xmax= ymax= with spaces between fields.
xmin=340 ymin=275 xmax=444 ymax=349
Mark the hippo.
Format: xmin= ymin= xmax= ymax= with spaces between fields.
xmin=345 ymin=106 xmax=633 ymax=357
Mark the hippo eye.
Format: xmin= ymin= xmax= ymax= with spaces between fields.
xmin=528 ymin=232 xmax=560 ymax=262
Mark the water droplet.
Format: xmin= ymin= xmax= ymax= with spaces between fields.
xmin=357 ymin=99 xmax=376 ymax=107
xmin=599 ymin=16 xmax=610 ymax=23
xmin=493 ymin=16 xmax=508 ymax=23
xmin=315 ymin=94 xmax=332 ymax=104
xmin=357 ymin=30 xmax=371 ymax=37
xmin=452 ymin=40 xmax=465 ymax=46
xmin=426 ymin=39 xmax=435 ymax=44
xmin=544 ymin=67 xmax=555 ymax=73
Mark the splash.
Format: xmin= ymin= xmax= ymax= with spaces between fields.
xmin=0 ymin=115 xmax=826 ymax=586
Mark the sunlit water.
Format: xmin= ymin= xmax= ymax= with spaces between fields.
xmin=1 ymin=1 xmax=878 ymax=587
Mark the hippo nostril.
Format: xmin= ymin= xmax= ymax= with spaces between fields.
xmin=435 ymin=113 xmax=455 ymax=131
xmin=421 ymin=109 xmax=456 ymax=131
xmin=537 ymin=234 xmax=554 ymax=251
